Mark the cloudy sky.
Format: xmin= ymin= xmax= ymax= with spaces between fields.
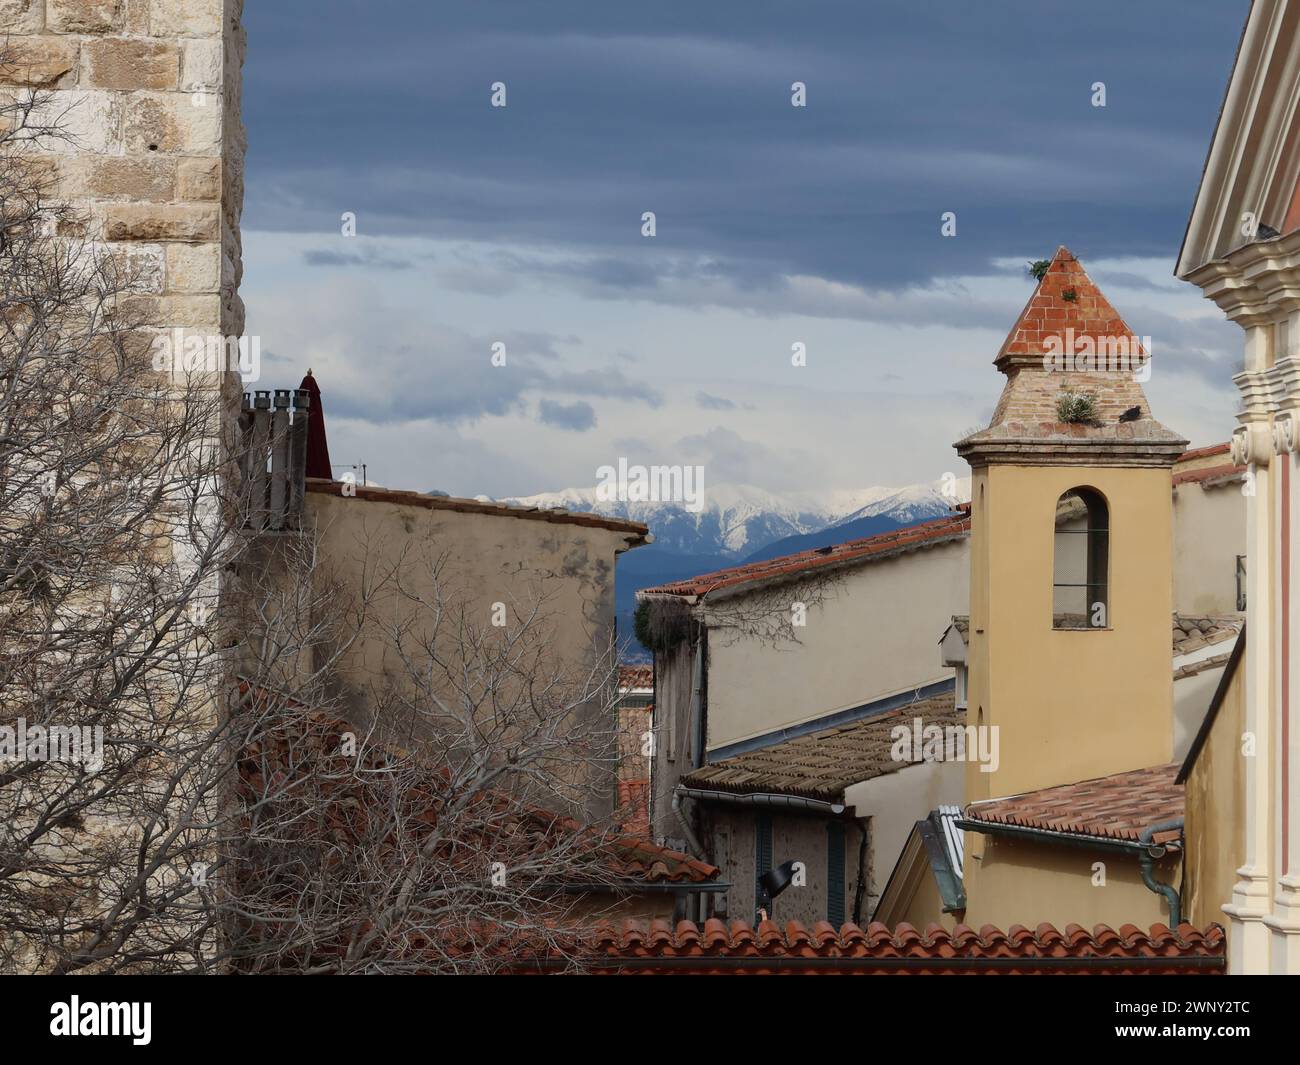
xmin=240 ymin=1 xmax=1249 ymax=501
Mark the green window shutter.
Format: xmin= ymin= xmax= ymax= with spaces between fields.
xmin=826 ymin=822 xmax=845 ymax=926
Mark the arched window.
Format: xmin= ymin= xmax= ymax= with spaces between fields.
xmin=1052 ymin=487 xmax=1109 ymax=629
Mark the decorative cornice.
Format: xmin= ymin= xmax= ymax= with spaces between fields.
xmin=1235 ymin=366 xmax=1286 ymax=420
xmin=1185 ymin=228 xmax=1300 ymax=326
xmin=956 ymin=434 xmax=1187 ymax=470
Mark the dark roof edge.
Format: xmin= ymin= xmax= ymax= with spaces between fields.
xmin=703 ymin=677 xmax=955 ymax=764
xmin=1176 ymin=622 xmax=1247 ymax=785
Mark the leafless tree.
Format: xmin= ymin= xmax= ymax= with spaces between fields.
xmin=0 ymin=52 xmax=639 ymax=975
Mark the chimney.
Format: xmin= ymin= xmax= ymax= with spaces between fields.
xmin=239 ymin=388 xmax=311 ymax=532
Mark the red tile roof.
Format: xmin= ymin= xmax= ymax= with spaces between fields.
xmin=963 ymin=763 xmax=1183 ymax=847
xmin=996 ymin=246 xmax=1146 ymax=367
xmin=233 ymin=680 xmax=714 ymax=886
xmin=639 ymin=511 xmax=970 ymax=599
xmin=1172 ymin=462 xmax=1245 ymax=487
xmin=617 ymin=664 xmax=653 ymax=691
xmin=1178 ymin=442 xmax=1231 ymax=463
xmin=510 ymin=918 xmax=1224 ymax=974
xmin=304 ymin=478 xmax=650 ymax=542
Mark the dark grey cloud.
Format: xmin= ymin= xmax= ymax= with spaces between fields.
xmin=302 ymin=246 xmax=417 ymax=271
xmin=243 ymin=1 xmax=1248 ymax=291
xmin=538 ymin=399 xmax=597 ymax=431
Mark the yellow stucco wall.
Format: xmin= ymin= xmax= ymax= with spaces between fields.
xmin=966 ymin=464 xmax=1174 ymax=803
xmin=1184 ymin=660 xmax=1246 ymax=933
xmin=962 ymin=834 xmax=1179 ymax=929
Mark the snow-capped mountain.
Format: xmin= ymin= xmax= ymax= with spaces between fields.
xmin=494 ymin=476 xmax=971 ymax=560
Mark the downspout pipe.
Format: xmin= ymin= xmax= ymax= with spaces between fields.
xmin=671 ymin=786 xmax=707 ymax=860
xmin=1138 ymin=818 xmax=1184 ymax=927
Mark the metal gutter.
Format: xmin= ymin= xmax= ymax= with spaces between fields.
xmin=954 ymin=817 xmax=1177 ymax=855
xmin=676 ymin=785 xmax=848 ymax=817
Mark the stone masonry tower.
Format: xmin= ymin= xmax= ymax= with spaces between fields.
xmin=2 ymin=0 xmax=247 ymax=399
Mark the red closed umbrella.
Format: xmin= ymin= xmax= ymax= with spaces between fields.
xmin=298 ymin=370 xmax=333 ymax=480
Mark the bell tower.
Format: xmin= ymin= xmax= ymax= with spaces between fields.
xmin=956 ymin=247 xmax=1187 ymax=803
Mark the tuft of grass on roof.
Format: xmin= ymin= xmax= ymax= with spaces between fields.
xmin=1056 ymin=390 xmax=1098 ymax=424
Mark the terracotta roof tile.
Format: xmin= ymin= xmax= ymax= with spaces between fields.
xmin=681 ymin=693 xmax=961 ymax=802
xmin=534 ymin=918 xmax=1225 ymax=973
xmin=963 ymin=763 xmax=1183 ymax=846
xmin=1173 ymin=614 xmax=1242 ymax=656
xmin=1172 ymin=462 xmax=1246 ymax=487
xmin=617 ymin=664 xmax=653 ymax=691
xmin=233 ymin=680 xmax=714 ymax=886
xmin=639 ymin=511 xmax=970 ymax=599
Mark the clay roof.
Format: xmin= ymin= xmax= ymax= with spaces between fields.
xmin=996 ymin=246 xmax=1147 ymax=366
xmin=617 ymin=664 xmax=653 ymax=691
xmin=962 ymin=763 xmax=1183 ymax=847
xmin=304 ymin=478 xmax=650 ymax=543
xmin=1178 ymin=442 xmax=1232 ymax=464
xmin=680 ymin=692 xmax=961 ymax=802
xmin=536 ymin=918 xmax=1225 ymax=974
xmin=1173 ymin=615 xmax=1241 ymax=656
xmin=233 ymin=680 xmax=714 ymax=887
xmin=639 ymin=511 xmax=970 ymax=599
xmin=1172 ymin=462 xmax=1245 ymax=487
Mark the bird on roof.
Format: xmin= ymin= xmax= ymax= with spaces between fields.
xmin=1257 ymin=222 xmax=1281 ymax=240
xmin=1119 ymin=406 xmax=1142 ymax=423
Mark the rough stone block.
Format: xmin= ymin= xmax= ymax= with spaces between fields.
xmin=48 ymin=0 xmax=123 ymax=33
xmin=103 ymin=202 xmax=219 ymax=242
xmin=166 ymin=242 xmax=220 ymax=292
xmin=124 ymin=91 xmax=221 ymax=155
xmin=149 ymin=0 xmax=223 ymax=37
xmin=0 ymin=37 xmax=78 ymax=88
xmin=0 ymin=0 xmax=42 ymax=34
xmin=177 ymin=156 xmax=219 ymax=200
xmin=84 ymin=39 xmax=179 ymax=91
xmin=86 ymin=156 xmax=177 ymax=200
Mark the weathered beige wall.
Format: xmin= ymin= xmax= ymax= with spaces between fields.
xmin=305 ymin=489 xmax=641 ymax=818
xmin=705 ymin=540 xmax=969 ymax=750
xmin=845 ymin=760 xmax=963 ymax=914
xmin=963 ymin=834 xmax=1179 ymax=929
xmin=966 ymin=464 xmax=1175 ymax=803
xmin=1173 ymin=481 xmax=1246 ymax=616
xmin=1184 ymin=660 xmax=1246 ymax=934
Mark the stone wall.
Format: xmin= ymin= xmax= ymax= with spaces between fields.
xmin=0 ymin=0 xmax=246 ymax=376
